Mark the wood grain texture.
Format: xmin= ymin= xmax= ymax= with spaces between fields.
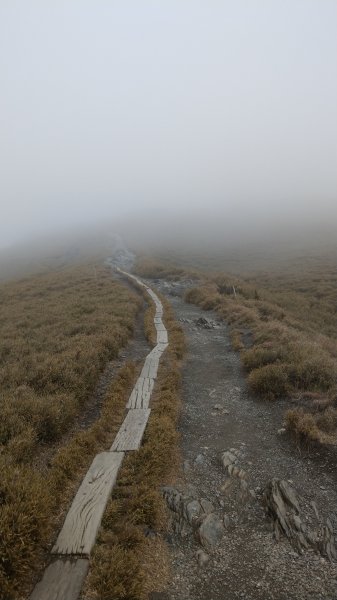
xmin=126 ymin=377 xmax=154 ymax=408
xmin=140 ymin=351 xmax=160 ymax=379
xmin=52 ymin=452 xmax=124 ymax=556
xmin=29 ymin=558 xmax=89 ymax=600
xmin=111 ymin=408 xmax=151 ymax=451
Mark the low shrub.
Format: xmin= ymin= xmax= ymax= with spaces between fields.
xmin=286 ymin=409 xmax=322 ymax=443
xmin=287 ymin=356 xmax=336 ymax=392
xmin=248 ymin=363 xmax=289 ymax=400
xmin=242 ymin=345 xmax=285 ymax=371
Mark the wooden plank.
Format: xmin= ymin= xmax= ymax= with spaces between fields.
xmin=141 ymin=357 xmax=159 ymax=379
xmin=156 ymin=342 xmax=168 ymax=353
xmin=157 ymin=330 xmax=168 ymax=344
xmin=52 ymin=452 xmax=124 ymax=556
xmin=111 ymin=409 xmax=151 ymax=451
xmin=127 ymin=377 xmax=154 ymax=408
xmin=30 ymin=558 xmax=89 ymax=600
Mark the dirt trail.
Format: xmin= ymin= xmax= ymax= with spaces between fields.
xmin=152 ymin=282 xmax=337 ymax=600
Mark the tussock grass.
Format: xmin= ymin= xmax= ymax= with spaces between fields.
xmin=84 ymin=294 xmax=184 ymax=600
xmin=151 ymin=255 xmax=337 ymax=446
xmin=0 ymin=265 xmax=141 ymax=459
xmin=184 ymin=280 xmax=337 ymax=442
xmin=0 ymin=265 xmax=141 ymax=599
xmin=1 ymin=360 xmax=137 ymax=600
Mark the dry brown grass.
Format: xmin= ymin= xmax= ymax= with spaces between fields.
xmin=0 ymin=265 xmax=141 ymax=459
xmin=184 ymin=279 xmax=337 ymax=443
xmin=0 ymin=265 xmax=142 ymax=599
xmin=84 ymin=292 xmax=184 ymax=600
xmin=1 ymin=360 xmax=138 ymax=600
xmin=133 ymin=257 xmax=188 ymax=281
xmin=136 ymin=252 xmax=337 ymax=446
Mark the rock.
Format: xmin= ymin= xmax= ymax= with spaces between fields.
xmin=195 ymin=317 xmax=214 ymax=329
xmin=162 ymin=486 xmax=183 ymax=513
xmin=198 ymin=513 xmax=224 ymax=547
xmin=185 ymin=500 xmax=202 ymax=525
xmin=213 ymin=404 xmax=223 ymax=410
xmin=221 ymin=479 xmax=234 ymax=495
xmin=183 ymin=460 xmax=191 ymax=472
xmin=195 ymin=453 xmax=205 ymax=465
xmin=311 ymin=501 xmax=320 ymax=521
xmin=200 ymin=498 xmax=214 ymax=514
xmin=277 ymin=427 xmax=286 ymax=435
xmin=263 ymin=478 xmax=337 ymax=561
xmin=196 ymin=549 xmax=210 ymax=567
xmin=223 ymin=514 xmax=231 ymax=528
xmin=221 ymin=450 xmax=238 ymax=468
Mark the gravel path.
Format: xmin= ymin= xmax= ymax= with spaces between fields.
xmin=151 ymin=283 xmax=337 ymax=600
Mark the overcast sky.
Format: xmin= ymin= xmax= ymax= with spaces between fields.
xmin=1 ymin=1 xmax=336 ymax=248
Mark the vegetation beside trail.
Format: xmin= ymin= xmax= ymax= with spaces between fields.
xmin=84 ymin=293 xmax=185 ymax=600
xmin=0 ymin=265 xmax=141 ymax=599
xmin=135 ymin=255 xmax=337 ymax=447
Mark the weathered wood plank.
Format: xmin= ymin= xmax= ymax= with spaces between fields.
xmin=127 ymin=377 xmax=154 ymax=408
xmin=140 ymin=352 xmax=160 ymax=379
xmin=156 ymin=342 xmax=168 ymax=353
xmin=157 ymin=330 xmax=168 ymax=344
xmin=30 ymin=558 xmax=89 ymax=600
xmin=111 ymin=409 xmax=151 ymax=451
xmin=52 ymin=452 xmax=124 ymax=556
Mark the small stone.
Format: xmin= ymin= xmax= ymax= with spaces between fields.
xmin=194 ymin=454 xmax=205 ymax=465
xmin=185 ymin=500 xmax=202 ymax=525
xmin=277 ymin=428 xmax=286 ymax=435
xmin=196 ymin=549 xmax=210 ymax=567
xmin=213 ymin=404 xmax=222 ymax=410
xmin=183 ymin=460 xmax=191 ymax=472
xmin=200 ymin=498 xmax=214 ymax=514
xmin=223 ymin=514 xmax=231 ymax=528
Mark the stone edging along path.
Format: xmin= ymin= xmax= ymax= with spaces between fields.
xmin=29 ymin=269 xmax=168 ymax=600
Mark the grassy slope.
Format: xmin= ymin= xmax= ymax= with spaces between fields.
xmin=0 ymin=265 xmax=141 ymax=599
xmin=134 ymin=254 xmax=337 ymax=447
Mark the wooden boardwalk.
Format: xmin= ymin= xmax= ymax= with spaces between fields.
xmin=52 ymin=452 xmax=124 ymax=556
xmin=29 ymin=269 xmax=168 ymax=599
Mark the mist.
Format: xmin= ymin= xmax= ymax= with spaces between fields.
xmin=1 ymin=0 xmax=336 ymax=253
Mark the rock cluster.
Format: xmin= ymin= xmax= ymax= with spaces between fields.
xmin=162 ymin=486 xmax=224 ymax=549
xmin=263 ymin=478 xmax=337 ymax=561
xmin=194 ymin=317 xmax=218 ymax=329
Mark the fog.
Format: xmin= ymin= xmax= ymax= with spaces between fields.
xmin=1 ymin=1 xmax=336 ymax=253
